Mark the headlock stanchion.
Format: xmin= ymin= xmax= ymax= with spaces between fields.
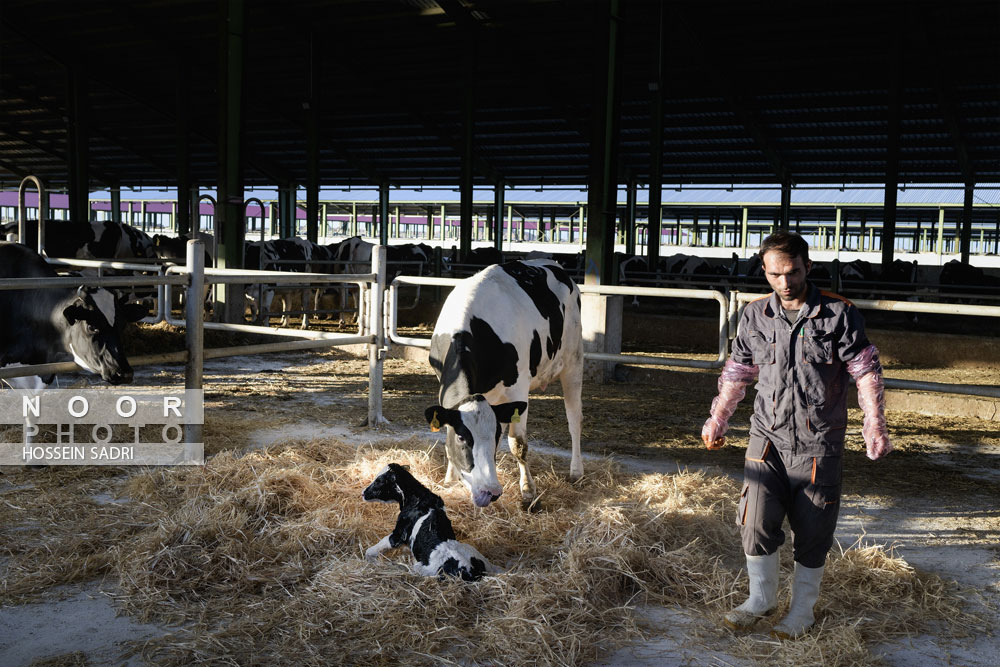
xmin=17 ymin=175 xmax=47 ymax=254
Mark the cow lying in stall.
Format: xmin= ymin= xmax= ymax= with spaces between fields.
xmin=363 ymin=462 xmax=498 ymax=582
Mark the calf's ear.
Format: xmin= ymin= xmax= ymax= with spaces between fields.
xmin=424 ymin=405 xmax=461 ymax=432
xmin=492 ymin=401 xmax=527 ymax=425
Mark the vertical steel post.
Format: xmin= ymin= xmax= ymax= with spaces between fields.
xmin=216 ymin=0 xmax=245 ymax=323
xmin=960 ymin=184 xmax=974 ymax=264
xmin=379 ymin=182 xmax=389 ymax=245
xmin=184 ymin=239 xmax=205 ymax=445
xmin=624 ymin=179 xmax=637 ymax=255
xmin=67 ymin=61 xmax=90 ymax=226
xmin=367 ymin=245 xmax=387 ymax=428
xmin=834 ymin=207 xmax=842 ymax=260
xmin=176 ymin=67 xmax=192 ymax=237
xmin=493 ymin=181 xmax=505 ymax=252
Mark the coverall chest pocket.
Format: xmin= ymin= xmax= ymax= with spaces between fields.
xmin=801 ymin=329 xmax=834 ymax=364
xmin=749 ymin=330 xmax=775 ymax=365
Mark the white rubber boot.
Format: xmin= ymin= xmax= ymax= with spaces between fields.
xmin=724 ymin=552 xmax=779 ymax=630
xmin=772 ymin=562 xmax=825 ymax=639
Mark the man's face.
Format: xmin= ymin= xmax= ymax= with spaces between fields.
xmin=762 ymin=250 xmax=811 ymax=305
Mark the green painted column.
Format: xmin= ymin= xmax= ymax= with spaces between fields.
xmin=960 ymin=184 xmax=974 ymax=264
xmin=176 ymin=67 xmax=192 ymax=237
xmin=67 ymin=61 xmax=90 ymax=225
xmin=215 ymin=0 xmax=246 ymax=323
xmin=493 ymin=181 xmax=504 ymax=252
xmin=379 ymin=182 xmax=389 ymax=245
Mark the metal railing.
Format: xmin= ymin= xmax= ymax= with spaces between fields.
xmin=386 ymin=275 xmax=732 ymax=370
xmin=732 ymin=291 xmax=1000 ymax=398
xmin=1 ymin=242 xmax=391 ymax=434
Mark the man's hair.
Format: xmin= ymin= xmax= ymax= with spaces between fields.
xmin=759 ymin=230 xmax=810 ymax=263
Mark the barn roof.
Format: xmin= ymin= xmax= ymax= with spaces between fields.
xmin=1 ymin=0 xmax=999 ymax=191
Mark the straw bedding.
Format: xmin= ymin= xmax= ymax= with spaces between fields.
xmin=1 ymin=323 xmax=995 ymax=665
xmin=2 ymin=434 xmax=973 ymax=666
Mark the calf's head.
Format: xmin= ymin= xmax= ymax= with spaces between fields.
xmin=363 ymin=462 xmax=423 ymax=506
xmin=424 ymin=396 xmax=526 ymax=508
xmin=61 ymin=286 xmax=147 ymax=385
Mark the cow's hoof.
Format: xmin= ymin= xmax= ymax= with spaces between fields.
xmin=567 ymin=471 xmax=583 ymax=484
xmin=521 ymin=497 xmax=543 ymax=513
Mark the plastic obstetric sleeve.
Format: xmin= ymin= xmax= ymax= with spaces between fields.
xmin=847 ymin=344 xmax=893 ymax=460
xmin=701 ymin=359 xmax=759 ymax=449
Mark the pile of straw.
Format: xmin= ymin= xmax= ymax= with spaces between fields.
xmin=95 ymin=436 xmax=982 ymax=666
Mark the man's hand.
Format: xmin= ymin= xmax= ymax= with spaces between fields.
xmin=864 ymin=430 xmax=892 ymax=460
xmin=701 ymin=416 xmax=727 ymax=450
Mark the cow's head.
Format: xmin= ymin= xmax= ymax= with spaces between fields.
xmin=61 ymin=286 xmax=147 ymax=385
xmin=425 ymin=396 xmax=527 ymax=508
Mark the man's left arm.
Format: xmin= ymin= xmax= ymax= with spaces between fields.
xmin=840 ymin=307 xmax=892 ymax=460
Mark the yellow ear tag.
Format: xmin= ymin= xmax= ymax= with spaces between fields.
xmin=511 ymin=409 xmax=521 ymax=424
xmin=430 ymin=411 xmax=441 ymax=432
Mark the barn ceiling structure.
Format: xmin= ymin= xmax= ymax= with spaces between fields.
xmin=2 ymin=0 xmax=999 ymax=280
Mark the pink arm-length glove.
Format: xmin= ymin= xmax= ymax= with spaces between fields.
xmin=702 ymin=359 xmax=758 ymax=449
xmin=847 ymin=345 xmax=893 ymax=460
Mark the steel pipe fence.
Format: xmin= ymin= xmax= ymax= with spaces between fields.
xmin=386 ymin=276 xmax=732 ymax=370
xmin=1 ymin=242 xmax=389 ymax=431
xmin=732 ymin=291 xmax=1000 ymax=398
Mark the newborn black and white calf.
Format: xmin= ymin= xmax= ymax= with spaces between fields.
xmin=362 ymin=463 xmax=496 ymax=581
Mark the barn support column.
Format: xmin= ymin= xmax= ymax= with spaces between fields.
xmin=882 ymin=182 xmax=898 ymax=267
xmin=833 ymin=207 xmax=842 ymax=259
xmin=67 ymin=61 xmax=90 ymax=225
xmin=176 ymin=68 xmax=192 ymax=237
xmin=278 ymin=185 xmax=296 ymax=238
xmin=881 ymin=33 xmax=902 ymax=268
xmin=583 ymin=0 xmax=624 ymax=386
xmin=624 ymin=179 xmax=636 ymax=254
xmin=439 ymin=204 xmax=446 ymax=242
xmin=379 ymin=182 xmax=389 ymax=245
xmin=305 ymin=31 xmax=320 ymax=244
xmin=493 ymin=181 xmax=505 ymax=252
xmin=779 ymin=180 xmax=791 ymax=231
xmin=740 ymin=207 xmax=749 ymax=256
xmin=937 ymin=208 xmax=945 ymax=258
xmin=110 ymin=187 xmax=122 ymax=225
xmin=960 ymin=183 xmax=974 ymax=263
xmin=215 ymin=0 xmax=246 ymax=324
xmin=584 ymin=0 xmax=622 ymax=287
xmin=459 ymin=80 xmax=474 ymax=259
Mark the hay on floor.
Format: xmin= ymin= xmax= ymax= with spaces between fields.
xmin=83 ymin=436 xmax=981 ymax=667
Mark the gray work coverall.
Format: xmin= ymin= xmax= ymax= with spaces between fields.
xmin=731 ymin=283 xmax=870 ymax=568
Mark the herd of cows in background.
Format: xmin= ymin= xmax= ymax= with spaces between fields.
xmin=3 ymin=219 xmax=1000 ymax=328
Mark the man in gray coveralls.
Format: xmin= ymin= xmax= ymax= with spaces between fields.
xmin=702 ymin=231 xmax=892 ymax=638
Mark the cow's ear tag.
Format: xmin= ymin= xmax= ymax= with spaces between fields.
xmin=430 ymin=411 xmax=441 ymax=432
xmin=511 ymin=409 xmax=521 ymax=423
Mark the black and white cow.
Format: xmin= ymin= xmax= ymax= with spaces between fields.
xmin=11 ymin=220 xmax=156 ymax=260
xmin=363 ymin=461 xmax=498 ymax=581
xmin=244 ymin=238 xmax=315 ymax=327
xmin=329 ymin=236 xmax=374 ymax=323
xmin=0 ymin=242 xmax=145 ymax=388
xmin=429 ymin=259 xmax=583 ymax=509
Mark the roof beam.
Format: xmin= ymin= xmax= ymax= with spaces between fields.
xmin=665 ymin=6 xmax=789 ymax=184
xmin=1 ymin=13 xmax=293 ymax=187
